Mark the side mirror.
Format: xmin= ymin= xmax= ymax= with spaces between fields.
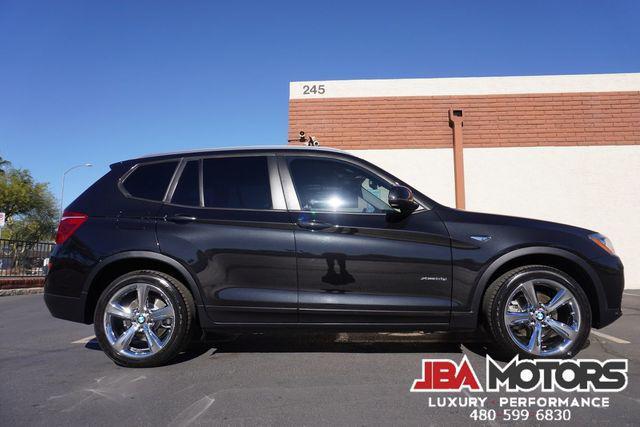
xmin=388 ymin=185 xmax=419 ymax=212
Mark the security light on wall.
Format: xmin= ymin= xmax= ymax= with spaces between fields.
xmin=288 ymin=130 xmax=320 ymax=146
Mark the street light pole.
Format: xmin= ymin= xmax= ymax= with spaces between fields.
xmin=60 ymin=163 xmax=92 ymax=218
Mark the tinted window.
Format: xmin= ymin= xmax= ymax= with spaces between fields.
xmin=171 ymin=160 xmax=200 ymax=206
xmin=123 ymin=161 xmax=178 ymax=201
xmin=288 ymin=157 xmax=393 ymax=213
xmin=202 ymin=156 xmax=272 ymax=209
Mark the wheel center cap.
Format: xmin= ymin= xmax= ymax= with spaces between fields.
xmin=535 ymin=311 xmax=545 ymax=321
xmin=136 ymin=314 xmax=146 ymax=324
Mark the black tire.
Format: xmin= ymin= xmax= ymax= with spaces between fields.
xmin=482 ymin=265 xmax=591 ymax=359
xmin=94 ymin=270 xmax=195 ymax=367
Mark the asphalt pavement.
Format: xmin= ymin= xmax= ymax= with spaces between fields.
xmin=1 ymin=291 xmax=639 ymax=426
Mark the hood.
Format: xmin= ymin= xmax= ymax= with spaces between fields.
xmin=435 ymin=206 xmax=595 ymax=237
xmin=432 ymin=205 xmax=602 ymax=258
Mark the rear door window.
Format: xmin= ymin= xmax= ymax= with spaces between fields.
xmin=202 ymin=156 xmax=272 ymax=209
xmin=122 ymin=161 xmax=178 ymax=201
xmin=171 ymin=160 xmax=200 ymax=206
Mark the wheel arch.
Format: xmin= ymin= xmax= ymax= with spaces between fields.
xmin=80 ymin=251 xmax=205 ymax=324
xmin=471 ymin=247 xmax=605 ymax=328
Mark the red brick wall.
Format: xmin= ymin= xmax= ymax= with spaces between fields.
xmin=288 ymin=91 xmax=640 ymax=149
xmin=0 ymin=277 xmax=45 ymax=290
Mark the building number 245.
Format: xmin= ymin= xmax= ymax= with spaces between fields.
xmin=302 ymin=84 xmax=325 ymax=95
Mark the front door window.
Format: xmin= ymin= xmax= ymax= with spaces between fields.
xmin=288 ymin=157 xmax=394 ymax=213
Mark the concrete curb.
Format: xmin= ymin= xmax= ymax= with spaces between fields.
xmin=0 ymin=287 xmax=44 ymax=297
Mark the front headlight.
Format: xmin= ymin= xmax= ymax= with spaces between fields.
xmin=589 ymin=233 xmax=616 ymax=255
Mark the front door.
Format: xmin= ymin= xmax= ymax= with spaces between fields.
xmin=282 ymin=155 xmax=452 ymax=326
xmin=157 ymin=155 xmax=298 ymax=323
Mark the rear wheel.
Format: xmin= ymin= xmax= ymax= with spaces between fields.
xmin=94 ymin=270 xmax=195 ymax=367
xmin=482 ymin=265 xmax=591 ymax=358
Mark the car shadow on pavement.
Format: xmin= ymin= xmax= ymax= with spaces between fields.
xmin=209 ymin=332 xmax=463 ymax=354
xmin=84 ymin=338 xmax=214 ymax=365
xmin=84 ymin=331 xmax=512 ymax=365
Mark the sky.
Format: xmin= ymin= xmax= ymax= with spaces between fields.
xmin=1 ymin=0 xmax=639 ymax=208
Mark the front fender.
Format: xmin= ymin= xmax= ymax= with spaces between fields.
xmin=451 ymin=246 xmax=605 ymax=329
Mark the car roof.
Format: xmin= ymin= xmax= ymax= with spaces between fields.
xmin=113 ymin=145 xmax=347 ymax=167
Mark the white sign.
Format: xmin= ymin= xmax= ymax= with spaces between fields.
xmin=0 ymin=212 xmax=5 ymax=228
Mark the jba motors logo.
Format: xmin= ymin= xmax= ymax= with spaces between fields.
xmin=411 ymin=355 xmax=628 ymax=393
xmin=411 ymin=356 xmax=483 ymax=392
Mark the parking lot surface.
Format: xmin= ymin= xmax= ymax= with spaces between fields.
xmin=1 ymin=292 xmax=639 ymax=426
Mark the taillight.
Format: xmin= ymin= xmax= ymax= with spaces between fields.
xmin=55 ymin=211 xmax=88 ymax=244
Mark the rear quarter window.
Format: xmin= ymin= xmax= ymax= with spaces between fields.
xmin=122 ymin=161 xmax=178 ymax=201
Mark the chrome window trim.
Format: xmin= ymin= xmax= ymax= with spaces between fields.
xmin=198 ymin=159 xmax=204 ymax=207
xmin=164 ymin=159 xmax=187 ymax=203
xmin=267 ymin=156 xmax=287 ymax=210
xmin=165 ymin=158 xmax=202 ymax=207
xmin=276 ymin=156 xmax=301 ymax=211
xmin=159 ymin=204 xmax=289 ymax=213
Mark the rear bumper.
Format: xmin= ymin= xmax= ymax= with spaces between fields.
xmin=43 ymin=253 xmax=90 ymax=324
xmin=44 ymin=292 xmax=85 ymax=323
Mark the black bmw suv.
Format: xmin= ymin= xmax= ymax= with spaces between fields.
xmin=45 ymin=146 xmax=624 ymax=367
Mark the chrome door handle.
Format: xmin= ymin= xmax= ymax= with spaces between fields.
xmin=167 ymin=215 xmax=197 ymax=223
xmin=296 ymin=219 xmax=333 ymax=231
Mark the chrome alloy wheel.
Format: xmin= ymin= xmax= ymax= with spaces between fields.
xmin=503 ymin=275 xmax=581 ymax=356
xmin=103 ymin=280 xmax=176 ymax=359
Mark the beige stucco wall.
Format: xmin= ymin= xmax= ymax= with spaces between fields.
xmin=350 ymin=146 xmax=640 ymax=288
xmin=350 ymin=148 xmax=456 ymax=207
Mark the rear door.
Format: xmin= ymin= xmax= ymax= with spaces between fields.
xmin=281 ymin=154 xmax=452 ymax=326
xmin=156 ymin=154 xmax=298 ymax=323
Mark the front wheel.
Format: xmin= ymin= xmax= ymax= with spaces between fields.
xmin=482 ymin=265 xmax=591 ymax=359
xmin=94 ymin=270 xmax=195 ymax=367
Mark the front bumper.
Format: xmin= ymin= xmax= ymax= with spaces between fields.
xmin=596 ymin=307 xmax=623 ymax=329
xmin=590 ymin=254 xmax=624 ymax=328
